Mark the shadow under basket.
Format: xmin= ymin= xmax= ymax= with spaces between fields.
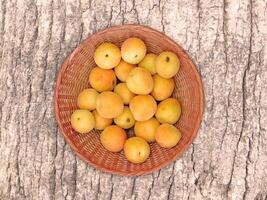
xmin=54 ymin=25 xmax=204 ymax=176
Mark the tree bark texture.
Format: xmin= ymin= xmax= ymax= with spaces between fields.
xmin=0 ymin=0 xmax=267 ymax=199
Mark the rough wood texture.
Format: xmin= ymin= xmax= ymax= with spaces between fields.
xmin=0 ymin=0 xmax=267 ymax=199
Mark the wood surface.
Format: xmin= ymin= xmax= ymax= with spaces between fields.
xmin=0 ymin=0 xmax=267 ymax=199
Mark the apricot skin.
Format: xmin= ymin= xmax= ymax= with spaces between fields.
xmin=93 ymin=110 xmax=113 ymax=130
xmin=151 ymin=74 xmax=174 ymax=101
xmin=155 ymin=98 xmax=181 ymax=124
xmin=100 ymin=125 xmax=127 ymax=152
xmin=114 ymin=106 xmax=135 ymax=129
xmin=96 ymin=91 xmax=124 ymax=119
xmin=121 ymin=37 xmax=147 ymax=64
xmin=77 ymin=88 xmax=99 ymax=110
xmin=114 ymin=83 xmax=135 ymax=105
xmin=155 ymin=124 xmax=181 ymax=148
xmin=126 ymin=67 xmax=153 ymax=95
xmin=129 ymin=95 xmax=157 ymax=121
xmin=94 ymin=42 xmax=121 ymax=69
xmin=138 ymin=53 xmax=157 ymax=75
xmin=71 ymin=109 xmax=95 ymax=134
xmin=155 ymin=51 xmax=180 ymax=78
xmin=114 ymin=60 xmax=136 ymax=82
xmin=124 ymin=137 xmax=150 ymax=164
xmin=134 ymin=117 xmax=160 ymax=143
xmin=89 ymin=67 xmax=117 ymax=92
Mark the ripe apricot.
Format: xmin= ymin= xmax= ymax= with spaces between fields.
xmin=94 ymin=42 xmax=121 ymax=69
xmin=114 ymin=60 xmax=136 ymax=82
xmin=126 ymin=67 xmax=153 ymax=95
xmin=121 ymin=37 xmax=147 ymax=64
xmin=77 ymin=88 xmax=99 ymax=110
xmin=124 ymin=137 xmax=150 ymax=164
xmin=129 ymin=95 xmax=157 ymax=121
xmin=151 ymin=74 xmax=174 ymax=101
xmin=138 ymin=53 xmax=157 ymax=75
xmin=100 ymin=125 xmax=127 ymax=152
xmin=114 ymin=106 xmax=135 ymax=129
xmin=71 ymin=109 xmax=95 ymax=133
xmin=89 ymin=67 xmax=117 ymax=92
xmin=96 ymin=91 xmax=124 ymax=119
xmin=93 ymin=110 xmax=113 ymax=130
xmin=155 ymin=51 xmax=180 ymax=78
xmin=134 ymin=117 xmax=160 ymax=143
xmin=155 ymin=124 xmax=181 ymax=148
xmin=114 ymin=83 xmax=135 ymax=105
xmin=155 ymin=98 xmax=181 ymax=124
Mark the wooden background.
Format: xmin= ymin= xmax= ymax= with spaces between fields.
xmin=0 ymin=0 xmax=267 ymax=199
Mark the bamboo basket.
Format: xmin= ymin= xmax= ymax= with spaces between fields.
xmin=54 ymin=25 xmax=204 ymax=176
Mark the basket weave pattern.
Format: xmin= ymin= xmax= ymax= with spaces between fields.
xmin=54 ymin=25 xmax=204 ymax=176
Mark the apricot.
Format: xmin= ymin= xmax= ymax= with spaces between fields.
xmin=71 ymin=109 xmax=95 ymax=133
xmin=124 ymin=137 xmax=150 ymax=164
xmin=138 ymin=53 xmax=157 ymax=75
xmin=93 ymin=110 xmax=113 ymax=130
xmin=155 ymin=98 xmax=181 ymax=124
xmin=121 ymin=37 xmax=147 ymax=64
xmin=94 ymin=42 xmax=121 ymax=69
xmin=155 ymin=124 xmax=181 ymax=148
xmin=155 ymin=51 xmax=180 ymax=78
xmin=114 ymin=60 xmax=136 ymax=82
xmin=89 ymin=67 xmax=117 ymax=92
xmin=134 ymin=117 xmax=160 ymax=143
xmin=77 ymin=88 xmax=99 ymax=110
xmin=100 ymin=125 xmax=127 ymax=152
xmin=114 ymin=106 xmax=135 ymax=129
xmin=126 ymin=67 xmax=153 ymax=95
xmin=114 ymin=83 xmax=135 ymax=105
xmin=96 ymin=91 xmax=124 ymax=119
xmin=151 ymin=74 xmax=174 ymax=101
xmin=129 ymin=95 xmax=157 ymax=121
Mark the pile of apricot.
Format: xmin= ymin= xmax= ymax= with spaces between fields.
xmin=71 ymin=37 xmax=182 ymax=164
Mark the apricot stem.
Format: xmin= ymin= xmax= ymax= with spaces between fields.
xmin=165 ymin=56 xmax=170 ymax=62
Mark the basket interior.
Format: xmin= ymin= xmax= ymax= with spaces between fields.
xmin=55 ymin=26 xmax=203 ymax=175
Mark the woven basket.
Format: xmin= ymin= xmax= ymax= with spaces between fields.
xmin=54 ymin=25 xmax=204 ymax=176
